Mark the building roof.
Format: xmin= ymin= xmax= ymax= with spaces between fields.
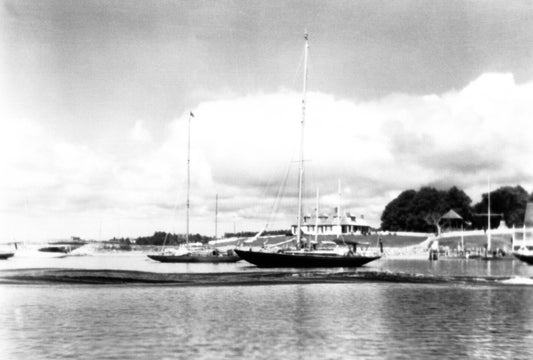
xmin=297 ymin=216 xmax=370 ymax=227
xmin=440 ymin=209 xmax=463 ymax=220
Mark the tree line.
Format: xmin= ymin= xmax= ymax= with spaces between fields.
xmin=133 ymin=229 xmax=291 ymax=245
xmin=223 ymin=229 xmax=292 ymax=238
xmin=135 ymin=232 xmax=212 ymax=246
xmin=380 ymin=185 xmax=532 ymax=233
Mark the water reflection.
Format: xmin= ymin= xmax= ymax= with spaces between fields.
xmin=1 ymin=283 xmax=533 ymax=359
xmin=2 ymin=254 xmax=533 ymax=280
xmin=2 ymin=255 xmax=533 ymax=359
xmin=380 ymin=284 xmax=533 ymax=359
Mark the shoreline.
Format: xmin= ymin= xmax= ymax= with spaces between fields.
xmin=0 ymin=267 xmax=529 ymax=286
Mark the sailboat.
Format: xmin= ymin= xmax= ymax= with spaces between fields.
xmin=512 ymin=203 xmax=533 ymax=265
xmin=481 ymin=177 xmax=507 ymax=260
xmin=513 ymin=230 xmax=533 ymax=265
xmin=147 ymin=113 xmax=240 ymax=263
xmin=0 ymin=242 xmax=16 ymax=260
xmin=234 ymin=33 xmax=382 ymax=268
xmin=0 ymin=251 xmax=15 ymax=260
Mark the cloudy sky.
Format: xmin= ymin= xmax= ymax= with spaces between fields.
xmin=2 ymin=0 xmax=533 ymax=241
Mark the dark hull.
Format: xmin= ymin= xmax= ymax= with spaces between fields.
xmin=0 ymin=253 xmax=14 ymax=260
xmin=513 ymin=253 xmax=533 ymax=265
xmin=147 ymin=254 xmax=241 ymax=263
xmin=38 ymin=247 xmax=71 ymax=253
xmin=234 ymin=249 xmax=380 ymax=268
xmin=480 ymin=255 xmax=511 ymax=261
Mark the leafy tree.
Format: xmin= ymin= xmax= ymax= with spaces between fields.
xmin=472 ymin=185 xmax=529 ymax=228
xmin=445 ymin=186 xmax=473 ymax=222
xmin=135 ymin=231 xmax=212 ymax=246
xmin=381 ymin=186 xmax=472 ymax=232
xmin=224 ymin=230 xmax=292 ymax=238
xmin=380 ymin=190 xmax=416 ymax=231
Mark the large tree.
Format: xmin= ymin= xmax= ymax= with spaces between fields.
xmin=472 ymin=185 xmax=529 ymax=228
xmin=380 ymin=190 xmax=416 ymax=231
xmin=381 ymin=186 xmax=472 ymax=232
xmin=445 ymin=186 xmax=473 ymax=222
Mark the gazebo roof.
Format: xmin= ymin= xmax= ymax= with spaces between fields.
xmin=440 ymin=209 xmax=463 ymax=220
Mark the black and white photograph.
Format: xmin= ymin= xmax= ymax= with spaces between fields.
xmin=2 ymin=0 xmax=533 ymax=359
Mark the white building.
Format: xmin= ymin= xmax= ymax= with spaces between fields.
xmin=291 ymin=209 xmax=371 ymax=236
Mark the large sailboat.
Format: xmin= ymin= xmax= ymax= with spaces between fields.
xmin=147 ymin=112 xmax=240 ymax=263
xmin=234 ymin=33 xmax=382 ymax=268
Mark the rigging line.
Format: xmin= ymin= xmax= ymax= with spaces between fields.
xmin=290 ymin=47 xmax=306 ymax=90
xmin=161 ymin=139 xmax=189 ymax=252
xmin=267 ymin=159 xmax=295 ymax=229
xmin=253 ymin=161 xmax=290 ymax=234
xmin=160 ymin=189 xmax=182 ymax=252
xmin=270 ymin=142 xmax=301 ymax=229
xmin=160 ymin=187 xmax=179 ymax=251
xmin=228 ymin=26 xmax=245 ymax=92
xmin=253 ymin=37 xmax=309 ymax=234
xmin=255 ymin=127 xmax=298 ymax=206
xmin=262 ymin=160 xmax=291 ymax=231
xmin=257 ymin=156 xmax=285 ymax=203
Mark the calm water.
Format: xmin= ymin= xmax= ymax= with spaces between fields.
xmin=1 ymin=254 xmax=533 ymax=359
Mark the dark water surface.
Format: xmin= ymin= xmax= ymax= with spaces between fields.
xmin=1 ymin=255 xmax=533 ymax=359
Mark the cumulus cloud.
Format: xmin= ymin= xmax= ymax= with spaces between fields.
xmin=130 ymin=120 xmax=153 ymax=143
xmin=2 ymin=72 xmax=533 ymax=240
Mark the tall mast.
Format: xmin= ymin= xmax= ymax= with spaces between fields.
xmin=296 ymin=32 xmax=309 ymax=248
xmin=215 ymin=193 xmax=218 ymax=239
xmin=487 ymin=176 xmax=491 ymax=253
xmin=186 ymin=111 xmax=193 ymax=246
xmin=315 ymin=188 xmax=319 ymax=244
xmin=337 ymin=179 xmax=341 ymax=238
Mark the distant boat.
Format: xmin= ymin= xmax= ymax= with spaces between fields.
xmin=38 ymin=245 xmax=72 ymax=253
xmin=512 ymin=203 xmax=533 ymax=265
xmin=0 ymin=252 xmax=14 ymax=260
xmin=148 ymin=248 xmax=241 ymax=263
xmin=147 ymin=113 xmax=240 ymax=263
xmin=481 ymin=178 xmax=507 ymax=261
xmin=235 ymin=33 xmax=381 ymax=268
xmin=38 ymin=240 xmax=87 ymax=254
xmin=513 ymin=249 xmax=533 ymax=265
xmin=1 ymin=242 xmax=17 ymax=260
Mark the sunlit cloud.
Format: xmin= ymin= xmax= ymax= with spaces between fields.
xmin=130 ymin=120 xmax=153 ymax=143
xmin=1 ymin=72 xmax=533 ymax=241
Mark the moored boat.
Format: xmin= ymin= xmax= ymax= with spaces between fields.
xmin=1 ymin=243 xmax=18 ymax=260
xmin=38 ymin=240 xmax=87 ymax=255
xmin=0 ymin=252 xmax=15 ymax=260
xmin=235 ymin=33 xmax=381 ymax=268
xmin=148 ymin=249 xmax=240 ymax=263
xmin=513 ymin=250 xmax=533 ymax=265
xmin=147 ymin=113 xmax=240 ymax=263
xmin=38 ymin=245 xmax=72 ymax=253
xmin=512 ymin=203 xmax=533 ymax=265
xmin=234 ymin=248 xmax=380 ymax=268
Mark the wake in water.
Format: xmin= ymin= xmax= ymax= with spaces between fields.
xmin=1 ymin=268 xmax=532 ymax=286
